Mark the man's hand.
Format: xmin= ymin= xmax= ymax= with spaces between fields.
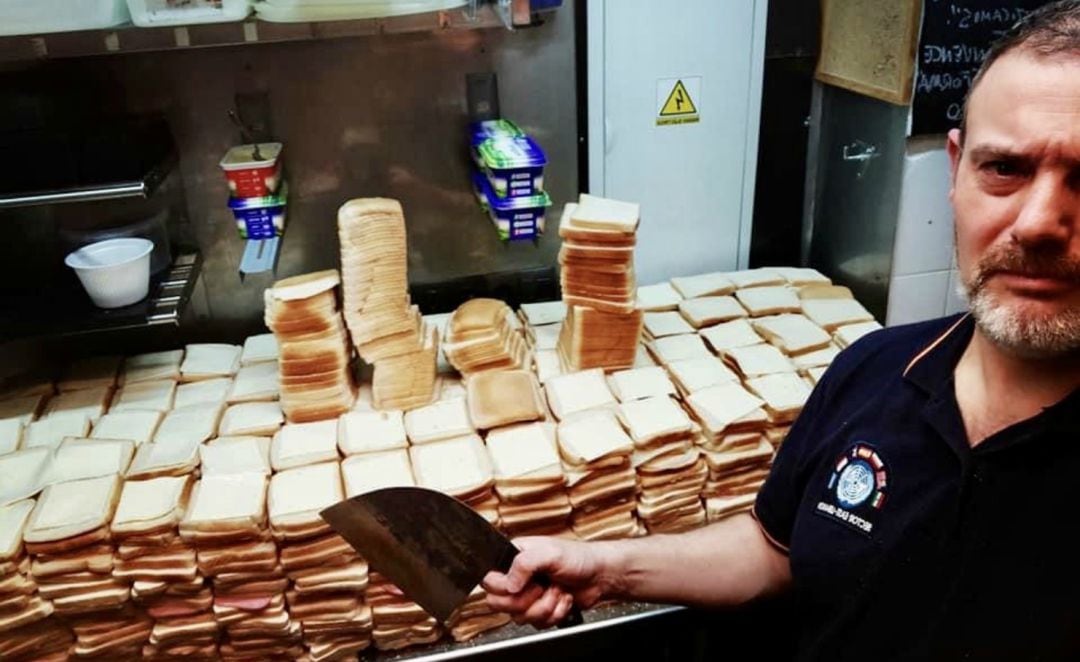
xmin=482 ymin=536 xmax=610 ymax=628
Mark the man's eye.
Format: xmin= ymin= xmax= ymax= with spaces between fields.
xmin=984 ymin=160 xmax=1021 ymax=177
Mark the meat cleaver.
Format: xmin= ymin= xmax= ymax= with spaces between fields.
xmin=320 ymin=486 xmax=583 ymax=627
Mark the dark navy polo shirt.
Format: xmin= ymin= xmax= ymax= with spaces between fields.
xmin=754 ymin=313 xmax=1080 ymax=661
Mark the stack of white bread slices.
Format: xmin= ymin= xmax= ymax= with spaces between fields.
xmin=486 ymin=422 xmax=572 ymax=538
xmin=556 ymin=194 xmax=644 ymax=372
xmin=338 ymin=198 xmax=437 ymax=411
xmin=265 ymin=270 xmax=355 ymax=423
xmin=0 ymin=499 xmax=74 ymax=661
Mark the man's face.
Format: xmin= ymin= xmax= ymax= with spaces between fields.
xmin=947 ymin=51 xmax=1080 ymax=359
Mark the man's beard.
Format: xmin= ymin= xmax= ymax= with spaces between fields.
xmin=962 ymin=243 xmax=1080 ymax=359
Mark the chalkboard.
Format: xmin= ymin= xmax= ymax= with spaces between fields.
xmin=911 ymin=0 xmax=1050 ymax=135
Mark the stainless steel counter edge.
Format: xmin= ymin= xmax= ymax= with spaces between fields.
xmin=373 ymin=603 xmax=686 ymax=661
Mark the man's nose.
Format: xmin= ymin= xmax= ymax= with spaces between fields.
xmin=1010 ymin=173 xmax=1076 ymax=249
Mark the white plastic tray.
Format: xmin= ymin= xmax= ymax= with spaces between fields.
xmin=126 ymin=0 xmax=252 ymax=27
xmin=0 ymin=0 xmax=130 ymax=36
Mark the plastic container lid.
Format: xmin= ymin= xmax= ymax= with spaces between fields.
xmin=219 ymin=143 xmax=283 ymax=171
xmin=228 ymin=182 xmax=288 ymax=210
xmin=475 ymin=135 xmax=547 ymax=171
xmin=469 ymin=119 xmax=525 ymax=146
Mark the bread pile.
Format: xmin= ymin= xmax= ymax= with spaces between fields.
xmin=411 ymin=434 xmax=499 ymax=528
xmin=443 ymin=299 xmax=529 ymax=376
xmin=113 ymin=475 xmax=210 ymax=659
xmin=270 ymin=461 xmax=373 ymax=660
xmin=617 ymin=396 xmax=706 ymax=533
xmin=366 ymin=570 xmax=442 ymax=651
xmin=180 ymin=472 xmax=300 ymax=660
xmin=265 ymin=270 xmax=355 ymax=423
xmin=557 ymin=410 xmax=641 ymax=540
xmin=486 ymin=422 xmax=571 ymax=538
xmin=338 ymin=198 xmax=437 ymax=411
xmin=0 ymin=499 xmax=74 ymax=661
xmin=556 ymin=195 xmax=644 ymax=372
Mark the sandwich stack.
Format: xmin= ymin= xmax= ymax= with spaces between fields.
xmin=269 ymin=461 xmax=373 ymax=661
xmin=410 ymin=434 xmax=499 ymax=528
xmin=557 ymin=410 xmax=641 ymax=540
xmin=338 ymin=198 xmax=438 ymax=410
xmin=181 ymin=473 xmax=301 ymax=661
xmin=366 ymin=570 xmax=442 ymax=651
xmin=0 ymin=499 xmax=74 ymax=662
xmin=556 ymin=195 xmax=644 ymax=372
xmin=685 ymin=383 xmax=775 ymax=522
xmin=265 ymin=270 xmax=355 ymax=423
xmin=486 ymin=422 xmax=572 ymax=539
xmin=443 ymin=299 xmax=530 ymax=376
xmin=111 ymin=475 xmax=205 ymax=660
xmin=122 ymin=350 xmax=185 ymax=385
xmin=24 ymin=475 xmax=137 ymax=656
xmin=616 ymin=396 xmax=707 ymax=534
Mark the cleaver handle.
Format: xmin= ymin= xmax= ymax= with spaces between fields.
xmin=497 ymin=544 xmax=584 ymax=628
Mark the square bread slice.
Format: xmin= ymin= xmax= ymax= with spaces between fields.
xmin=670 ymin=273 xmax=736 ymax=299
xmin=519 ymin=301 xmax=566 ymax=327
xmin=268 ymin=461 xmax=343 ymax=531
xmin=798 ymin=284 xmax=854 ymax=300
xmin=666 ymin=357 xmax=740 ymax=394
xmin=636 ymin=283 xmax=683 ymax=312
xmin=534 ymin=349 xmax=563 ymax=385
xmin=227 ymin=363 xmax=281 ymax=404
xmin=111 ymin=379 xmax=176 ymax=413
xmin=112 ymin=475 xmax=192 ymax=536
xmin=24 ymin=413 xmax=90 ymax=450
xmin=123 ymin=350 xmax=184 ymax=385
xmin=91 ymin=410 xmax=161 ymax=446
xmin=805 ymin=366 xmax=829 ymax=385
xmin=24 ymin=474 xmax=121 ymax=543
xmin=769 ymin=267 xmax=831 ymax=286
xmin=722 ymin=344 xmax=796 ymax=378
xmin=338 ymin=410 xmax=407 ymax=456
xmin=0 ymin=447 xmax=50 ymax=507
xmin=466 ymin=370 xmax=545 ymax=430
xmin=801 ymin=298 xmax=875 ymax=331
xmin=43 ymin=387 xmax=111 ymax=424
xmin=744 ymin=373 xmax=813 ymax=423
xmin=833 ymin=320 xmax=884 ymax=348
xmin=557 ymin=410 xmax=634 ymax=466
xmin=571 ymin=194 xmax=640 ymax=233
xmin=486 ymin=422 xmax=562 ymax=481
xmin=643 ymin=312 xmax=695 ymax=339
xmin=58 ymin=355 xmax=122 ymax=392
xmin=174 ymin=378 xmax=232 ymax=409
xmin=792 ymin=344 xmax=841 ymax=370
xmin=219 ymin=402 xmax=284 ymax=438
xmin=200 ymin=436 xmax=271 ymax=476
xmin=342 ymin=449 xmax=416 ymax=497
xmin=0 ymin=500 xmax=34 ymax=562
xmin=723 ymin=269 xmax=785 ymax=289
xmin=544 ymin=369 xmax=616 ymax=421
xmin=241 ymin=334 xmax=279 ymax=366
xmin=734 ymin=286 xmax=802 ymax=317
xmin=180 ymin=344 xmax=241 ymax=381
xmin=616 ymin=396 xmax=693 ymax=446
xmin=677 ymin=296 xmax=748 ymax=328
xmin=156 ymin=403 xmax=224 ymax=446
xmin=182 ymin=473 xmax=267 ymax=533
xmin=270 ymin=420 xmax=340 ymax=471
xmin=647 ymin=334 xmax=712 ymax=365
xmin=404 ymin=398 xmax=475 ymax=445
xmin=409 ymin=435 xmax=494 ymax=497
xmin=0 ymin=418 xmax=23 ymax=455
xmin=606 ymin=367 xmax=676 ymax=403
xmin=686 ymin=383 xmax=766 ymax=436
xmin=46 ymin=438 xmax=134 ymax=485
xmin=751 ymin=314 xmax=832 ymax=356
xmin=127 ymin=432 xmax=202 ymax=480
xmin=699 ymin=318 xmax=764 ymax=353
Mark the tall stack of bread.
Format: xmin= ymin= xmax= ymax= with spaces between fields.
xmin=265 ymin=271 xmax=355 ymax=423
xmin=0 ymin=499 xmax=74 ymax=661
xmin=338 ymin=198 xmax=437 ymax=410
xmin=556 ymin=195 xmax=644 ymax=372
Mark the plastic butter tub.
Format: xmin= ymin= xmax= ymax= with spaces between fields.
xmin=0 ymin=0 xmax=130 ymax=36
xmin=219 ymin=143 xmax=283 ymax=198
xmin=127 ymin=0 xmax=251 ymax=27
xmin=472 ymin=171 xmax=550 ymax=242
xmin=473 ymin=134 xmax=547 ymax=199
xmin=228 ymin=183 xmax=287 ymax=239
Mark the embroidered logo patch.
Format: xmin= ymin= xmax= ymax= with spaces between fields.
xmin=815 ymin=444 xmax=888 ymax=535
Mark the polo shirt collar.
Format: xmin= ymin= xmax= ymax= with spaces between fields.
xmin=902 ymin=314 xmax=973 ymax=395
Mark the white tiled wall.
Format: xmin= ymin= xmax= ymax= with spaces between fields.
xmin=886 ymin=138 xmax=968 ymax=326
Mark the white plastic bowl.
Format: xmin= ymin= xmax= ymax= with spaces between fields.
xmin=64 ymin=238 xmax=154 ymax=309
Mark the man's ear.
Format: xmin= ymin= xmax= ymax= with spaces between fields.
xmin=946 ymin=129 xmax=963 ymax=197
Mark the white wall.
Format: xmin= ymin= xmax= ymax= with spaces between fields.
xmin=886 ymin=138 xmax=969 ymax=326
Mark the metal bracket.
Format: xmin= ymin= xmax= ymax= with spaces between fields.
xmin=842 ymin=140 xmax=880 ymax=179
xmin=239 ymin=236 xmax=281 ymax=281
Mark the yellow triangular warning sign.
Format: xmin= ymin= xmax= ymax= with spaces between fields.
xmin=659 ymin=80 xmax=698 ymax=116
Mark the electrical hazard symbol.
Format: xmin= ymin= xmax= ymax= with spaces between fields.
xmin=656 ymin=77 xmax=701 ymax=126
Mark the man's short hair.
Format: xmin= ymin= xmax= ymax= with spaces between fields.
xmin=959 ymin=0 xmax=1080 ymax=138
